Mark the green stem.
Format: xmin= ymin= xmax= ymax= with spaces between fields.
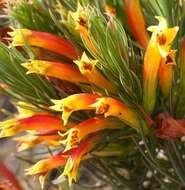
xmin=132 ymin=137 xmax=179 ymax=184
xmin=165 ymin=141 xmax=185 ymax=187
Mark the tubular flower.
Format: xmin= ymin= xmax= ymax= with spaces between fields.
xmin=25 ymin=152 xmax=69 ymax=175
xmin=8 ymin=29 xmax=80 ymax=59
xmin=90 ymin=97 xmax=141 ymax=131
xmin=156 ymin=115 xmax=185 ymax=139
xmin=59 ymin=135 xmax=100 ymax=186
xmin=70 ymin=3 xmax=97 ymax=53
xmin=26 ymin=135 xmax=99 ymax=187
xmin=159 ymin=50 xmax=176 ymax=97
xmin=143 ymin=17 xmax=178 ymax=114
xmin=25 ymin=150 xmax=70 ymax=189
xmin=61 ymin=117 xmax=123 ymax=151
xmin=50 ymin=93 xmax=100 ymax=125
xmin=74 ymin=52 xmax=116 ymax=92
xmin=14 ymin=132 xmax=62 ymax=152
xmin=22 ymin=60 xmax=88 ymax=84
xmin=124 ymin=0 xmax=150 ymax=49
xmin=0 ymin=114 xmax=71 ymax=137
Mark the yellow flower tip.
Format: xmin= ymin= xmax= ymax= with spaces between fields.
xmin=51 ymin=98 xmax=74 ymax=111
xmin=50 ymin=99 xmax=63 ymax=112
xmin=148 ymin=16 xmax=179 ymax=51
xmin=25 ymin=160 xmax=48 ymax=175
xmin=90 ymin=98 xmax=110 ymax=117
xmin=62 ymin=110 xmax=73 ymax=126
xmin=0 ymin=118 xmax=17 ymax=129
xmin=147 ymin=16 xmax=167 ymax=33
xmin=60 ymin=157 xmax=78 ymax=186
xmin=50 ymin=99 xmax=74 ymax=125
xmin=16 ymin=101 xmax=36 ymax=118
xmin=22 ymin=60 xmax=51 ymax=75
xmin=8 ymin=28 xmax=31 ymax=47
xmin=0 ymin=129 xmax=14 ymax=138
xmin=39 ymin=174 xmax=47 ymax=190
xmin=0 ymin=119 xmax=19 ymax=137
xmin=74 ymin=52 xmax=98 ymax=74
xmin=50 ymin=98 xmax=74 ymax=126
xmin=51 ymin=98 xmax=75 ymax=120
xmin=70 ymin=2 xmax=88 ymax=32
xmin=155 ymin=16 xmax=168 ymax=29
xmin=61 ymin=128 xmax=79 ymax=151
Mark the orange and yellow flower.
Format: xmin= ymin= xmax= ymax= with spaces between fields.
xmin=14 ymin=132 xmax=62 ymax=152
xmin=25 ymin=151 xmax=69 ymax=176
xmin=25 ymin=150 xmax=70 ymax=189
xmin=143 ymin=17 xmax=178 ymax=114
xmin=9 ymin=29 xmax=80 ymax=59
xmin=147 ymin=17 xmax=179 ymax=56
xmin=26 ymin=135 xmax=100 ymax=187
xmin=22 ymin=60 xmax=88 ymax=84
xmin=70 ymin=3 xmax=97 ymax=53
xmin=90 ymin=97 xmax=141 ymax=131
xmin=59 ymin=134 xmax=100 ymax=185
xmin=61 ymin=117 xmax=123 ymax=151
xmin=0 ymin=113 xmax=71 ymax=137
xmin=50 ymin=93 xmax=100 ymax=125
xmin=124 ymin=0 xmax=150 ymax=48
xmin=74 ymin=52 xmax=116 ymax=92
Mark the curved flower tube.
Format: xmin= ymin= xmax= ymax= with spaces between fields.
xmin=9 ymin=29 xmax=80 ymax=59
xmin=124 ymin=0 xmax=150 ymax=48
xmin=22 ymin=60 xmax=88 ymax=84
xmin=159 ymin=50 xmax=176 ymax=97
xmin=74 ymin=52 xmax=116 ymax=92
xmin=143 ymin=17 xmax=178 ymax=114
xmin=0 ymin=114 xmax=73 ymax=137
xmin=90 ymin=97 xmax=142 ymax=131
xmin=61 ymin=117 xmax=123 ymax=151
xmin=50 ymin=93 xmax=100 ymax=125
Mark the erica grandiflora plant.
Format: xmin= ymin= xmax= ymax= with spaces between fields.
xmin=0 ymin=0 xmax=185 ymax=189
